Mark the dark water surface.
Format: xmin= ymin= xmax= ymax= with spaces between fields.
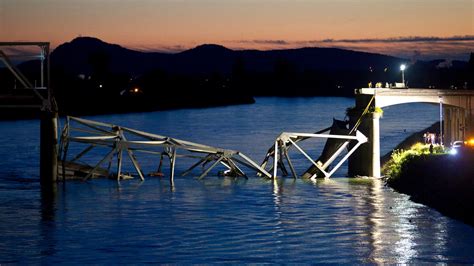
xmin=1 ymin=97 xmax=473 ymax=263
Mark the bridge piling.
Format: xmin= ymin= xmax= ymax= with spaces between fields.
xmin=40 ymin=110 xmax=58 ymax=187
xmin=348 ymin=94 xmax=381 ymax=178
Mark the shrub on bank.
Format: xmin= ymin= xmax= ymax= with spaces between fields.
xmin=384 ymin=144 xmax=474 ymax=226
xmin=382 ymin=143 xmax=444 ymax=180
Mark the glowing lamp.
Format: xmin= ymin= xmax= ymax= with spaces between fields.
xmin=467 ymin=139 xmax=474 ymax=146
xmin=400 ymin=64 xmax=406 ymax=85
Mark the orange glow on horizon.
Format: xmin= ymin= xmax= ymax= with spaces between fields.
xmin=1 ymin=0 xmax=472 ymax=59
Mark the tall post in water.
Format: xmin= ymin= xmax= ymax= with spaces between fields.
xmin=348 ymin=90 xmax=381 ymax=178
xmin=39 ymin=43 xmax=58 ymax=188
xmin=40 ymin=111 xmax=58 ymax=186
xmin=40 ymin=43 xmax=58 ymax=219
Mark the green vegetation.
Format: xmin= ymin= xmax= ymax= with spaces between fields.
xmin=345 ymin=106 xmax=384 ymax=117
xmin=382 ymin=142 xmax=445 ymax=180
xmin=384 ymin=144 xmax=474 ymax=226
xmin=370 ymin=106 xmax=383 ymax=115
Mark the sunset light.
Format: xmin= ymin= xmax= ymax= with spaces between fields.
xmin=1 ymin=0 xmax=472 ymax=59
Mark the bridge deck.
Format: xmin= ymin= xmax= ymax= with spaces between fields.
xmin=357 ymin=88 xmax=474 ymax=97
xmin=355 ymin=88 xmax=474 ymax=109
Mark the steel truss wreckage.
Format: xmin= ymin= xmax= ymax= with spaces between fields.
xmin=59 ymin=116 xmax=272 ymax=183
xmin=259 ymin=119 xmax=368 ymax=179
xmin=259 ymin=96 xmax=374 ymax=179
xmin=59 ymin=116 xmax=368 ymax=182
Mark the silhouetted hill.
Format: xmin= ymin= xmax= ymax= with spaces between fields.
xmin=181 ymin=44 xmax=233 ymax=55
xmin=49 ymin=37 xmax=406 ymax=76
xmin=243 ymin=47 xmax=401 ymax=71
xmin=1 ymin=37 xmax=472 ymax=119
xmin=48 ymin=37 xmax=472 ymax=91
xmin=42 ymin=37 xmax=416 ymax=96
xmin=173 ymin=44 xmax=235 ymax=74
xmin=52 ymin=37 xmax=171 ymax=76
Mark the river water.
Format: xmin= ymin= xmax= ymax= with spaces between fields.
xmin=1 ymin=97 xmax=473 ymax=263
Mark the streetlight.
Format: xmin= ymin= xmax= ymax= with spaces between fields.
xmin=439 ymin=96 xmax=443 ymax=146
xmin=400 ymin=64 xmax=406 ymax=86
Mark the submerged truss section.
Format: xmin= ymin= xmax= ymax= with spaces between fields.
xmin=59 ymin=116 xmax=271 ymax=183
xmin=259 ymin=119 xmax=368 ymax=179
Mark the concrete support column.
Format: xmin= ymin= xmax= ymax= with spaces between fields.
xmin=40 ymin=111 xmax=58 ymax=187
xmin=370 ymin=112 xmax=381 ymax=178
xmin=348 ymin=110 xmax=363 ymax=177
xmin=467 ymin=104 xmax=474 ymax=139
xmin=443 ymin=108 xmax=451 ymax=145
xmin=444 ymin=107 xmax=468 ymax=145
xmin=348 ymin=97 xmax=381 ymax=177
xmin=461 ymin=109 xmax=467 ymax=141
xmin=348 ymin=112 xmax=381 ymax=177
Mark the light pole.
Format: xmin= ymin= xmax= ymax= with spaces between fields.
xmin=439 ymin=96 xmax=443 ymax=146
xmin=400 ymin=64 xmax=406 ymax=86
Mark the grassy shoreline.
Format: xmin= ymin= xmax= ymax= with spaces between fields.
xmin=381 ymin=122 xmax=440 ymax=166
xmin=383 ymin=125 xmax=474 ymax=227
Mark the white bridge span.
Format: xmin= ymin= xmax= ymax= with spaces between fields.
xmin=349 ymin=88 xmax=474 ymax=178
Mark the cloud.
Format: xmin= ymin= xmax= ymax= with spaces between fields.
xmin=317 ymin=35 xmax=474 ymax=44
xmin=235 ymin=39 xmax=290 ymax=45
xmin=436 ymin=59 xmax=453 ymax=69
xmin=226 ymin=35 xmax=474 ymax=60
xmin=127 ymin=44 xmax=188 ymax=53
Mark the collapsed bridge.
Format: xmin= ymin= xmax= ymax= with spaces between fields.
xmin=59 ymin=116 xmax=273 ymax=184
xmin=59 ymin=114 xmax=369 ymax=183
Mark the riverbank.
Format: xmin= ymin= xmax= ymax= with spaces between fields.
xmin=383 ymin=125 xmax=474 ymax=227
xmin=381 ymin=122 xmax=440 ymax=165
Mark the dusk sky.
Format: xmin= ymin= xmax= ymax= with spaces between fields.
xmin=1 ymin=0 xmax=473 ymax=60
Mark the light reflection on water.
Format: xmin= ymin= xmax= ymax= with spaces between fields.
xmin=1 ymin=97 xmax=474 ymax=263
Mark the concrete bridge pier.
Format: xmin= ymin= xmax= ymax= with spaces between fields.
xmin=348 ymin=94 xmax=381 ymax=178
xmin=443 ymin=107 xmax=465 ymax=145
xmin=348 ymin=88 xmax=474 ymax=178
xmin=443 ymin=104 xmax=474 ymax=145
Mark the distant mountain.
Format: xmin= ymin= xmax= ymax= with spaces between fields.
xmin=51 ymin=37 xmax=171 ymax=76
xmin=50 ymin=37 xmax=407 ymax=76
xmin=1 ymin=37 xmax=472 ymax=119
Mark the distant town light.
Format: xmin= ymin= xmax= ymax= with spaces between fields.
xmin=134 ymin=88 xmax=139 ymax=93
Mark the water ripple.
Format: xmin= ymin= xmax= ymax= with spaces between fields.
xmin=1 ymin=98 xmax=474 ymax=263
